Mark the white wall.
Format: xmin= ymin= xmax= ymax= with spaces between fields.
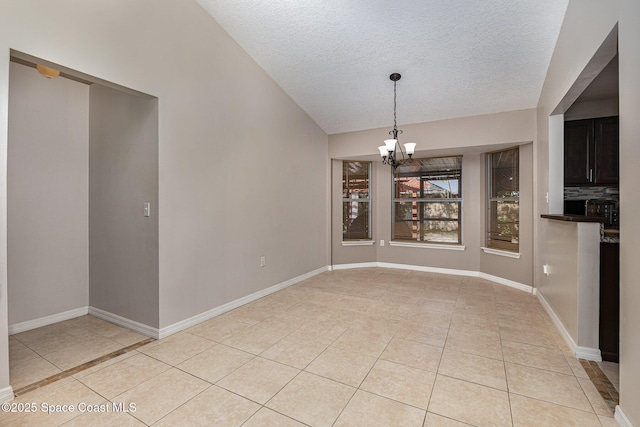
xmin=0 ymin=0 xmax=329 ymax=393
xmin=89 ymin=84 xmax=159 ymax=328
xmin=330 ymin=109 xmax=535 ymax=286
xmin=7 ymin=62 xmax=89 ymax=325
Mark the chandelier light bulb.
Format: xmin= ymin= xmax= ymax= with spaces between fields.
xmin=404 ymin=142 xmax=416 ymax=156
xmin=384 ymin=139 xmax=397 ymax=152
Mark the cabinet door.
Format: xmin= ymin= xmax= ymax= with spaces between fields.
xmin=594 ymin=116 xmax=619 ymax=185
xmin=564 ymin=120 xmax=592 ymax=186
xmin=600 ymin=242 xmax=619 ymax=362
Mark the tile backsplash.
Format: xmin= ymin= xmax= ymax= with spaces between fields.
xmin=564 ymin=186 xmax=619 ymax=207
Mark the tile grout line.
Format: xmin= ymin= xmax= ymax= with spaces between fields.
xmin=493 ymin=284 xmax=515 ymax=427
xmin=12 ymin=337 xmax=156 ymax=397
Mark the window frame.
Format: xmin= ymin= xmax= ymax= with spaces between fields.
xmin=342 ymin=160 xmax=372 ymax=242
xmin=485 ymin=146 xmax=520 ymax=253
xmin=391 ymin=156 xmax=463 ymax=245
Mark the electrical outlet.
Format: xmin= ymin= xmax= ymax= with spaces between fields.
xmin=260 ymin=256 xmax=266 ymax=267
xmin=380 ymin=240 xmax=385 ymax=246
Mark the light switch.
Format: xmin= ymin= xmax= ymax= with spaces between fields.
xmin=143 ymin=202 xmax=151 ymax=217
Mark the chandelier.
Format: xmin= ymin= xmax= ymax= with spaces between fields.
xmin=378 ymin=73 xmax=416 ymax=168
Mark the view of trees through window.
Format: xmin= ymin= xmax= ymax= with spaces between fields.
xmin=393 ymin=157 xmax=462 ymax=244
xmin=487 ymin=147 xmax=519 ymax=252
xmin=342 ymin=161 xmax=371 ymax=240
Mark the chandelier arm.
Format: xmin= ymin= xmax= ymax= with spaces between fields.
xmin=393 ymin=80 xmax=397 ymax=129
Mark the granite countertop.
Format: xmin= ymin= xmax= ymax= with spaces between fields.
xmin=540 ymin=214 xmax=606 ymax=223
xmin=602 ymin=228 xmax=620 ymax=243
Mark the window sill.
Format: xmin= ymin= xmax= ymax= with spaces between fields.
xmin=481 ymin=247 xmax=521 ymax=259
xmin=389 ymin=241 xmax=465 ymax=251
xmin=342 ymin=240 xmax=375 ymax=246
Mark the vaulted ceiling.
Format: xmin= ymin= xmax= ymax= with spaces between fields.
xmin=196 ymin=0 xmax=569 ymax=135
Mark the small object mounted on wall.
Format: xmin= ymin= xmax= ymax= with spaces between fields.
xmin=378 ymin=73 xmax=416 ymax=168
xmin=36 ymin=64 xmax=60 ymax=79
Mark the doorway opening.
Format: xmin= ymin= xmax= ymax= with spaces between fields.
xmin=6 ymin=51 xmax=159 ymax=392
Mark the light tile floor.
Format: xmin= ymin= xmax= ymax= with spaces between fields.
xmin=2 ymin=268 xmax=618 ymax=426
xmin=9 ymin=315 xmax=149 ymax=391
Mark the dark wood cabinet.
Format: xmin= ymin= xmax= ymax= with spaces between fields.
xmin=564 ymin=116 xmax=619 ymax=186
xmin=564 ymin=120 xmax=593 ymax=186
xmin=594 ymin=117 xmax=619 ymax=184
xmin=600 ymin=242 xmax=619 ymax=362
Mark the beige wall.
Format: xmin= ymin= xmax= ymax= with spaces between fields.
xmin=539 ymin=219 xmax=580 ymax=340
xmin=536 ymin=0 xmax=640 ymax=424
xmin=619 ymin=0 xmax=640 ymax=422
xmin=329 ymin=109 xmax=536 ymax=159
xmin=7 ymin=62 xmax=89 ymax=325
xmin=537 ymin=219 xmax=602 ymax=348
xmin=0 ymin=0 xmax=329 ymax=392
xmin=89 ymin=84 xmax=159 ymax=328
xmin=564 ymin=98 xmax=619 ymax=121
xmin=330 ymin=110 xmax=534 ymax=286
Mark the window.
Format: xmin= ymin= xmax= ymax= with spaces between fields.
xmin=342 ymin=161 xmax=371 ymax=240
xmin=392 ymin=156 xmax=462 ymax=244
xmin=487 ymin=147 xmax=519 ymax=252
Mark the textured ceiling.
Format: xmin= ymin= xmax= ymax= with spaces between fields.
xmin=195 ymin=0 xmax=569 ymax=135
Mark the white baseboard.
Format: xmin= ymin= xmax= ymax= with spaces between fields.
xmin=331 ymin=262 xmax=378 ymax=270
xmin=536 ymin=291 xmax=603 ymax=362
xmin=536 ymin=291 xmax=577 ymax=354
xmin=615 ymin=405 xmax=634 ymax=427
xmin=575 ymin=346 xmax=602 ymax=362
xmin=157 ymin=266 xmax=329 ymax=339
xmin=331 ymin=262 xmax=533 ymax=294
xmin=7 ymin=267 xmax=330 ymax=343
xmin=0 ymin=386 xmax=14 ymax=404
xmin=377 ymin=262 xmax=479 ymax=277
xmin=88 ymin=307 xmax=159 ymax=339
xmin=478 ymin=272 xmax=533 ymax=294
xmin=9 ymin=307 xmax=89 ymax=335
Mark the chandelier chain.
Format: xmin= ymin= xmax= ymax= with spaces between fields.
xmin=393 ymin=80 xmax=397 ymax=129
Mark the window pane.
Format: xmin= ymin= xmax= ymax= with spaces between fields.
xmin=423 ymin=178 xmax=460 ymax=198
xmin=422 ymin=220 xmax=460 ymax=243
xmin=343 ymin=161 xmax=370 ymax=199
xmin=395 ymin=157 xmax=462 ymax=199
xmin=395 ymin=176 xmax=421 ymax=199
xmin=392 ymin=201 xmax=461 ymax=243
xmin=487 ymin=148 xmax=519 ymax=251
xmin=342 ymin=161 xmax=371 ymax=241
xmin=490 ymin=149 xmax=519 ymax=198
xmin=392 ymin=217 xmax=460 ymax=243
xmin=343 ymin=201 xmax=370 ymax=240
xmin=392 ymin=156 xmax=463 ymax=245
xmin=393 ymin=220 xmax=415 ymax=240
xmin=423 ymin=202 xmax=459 ymax=219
